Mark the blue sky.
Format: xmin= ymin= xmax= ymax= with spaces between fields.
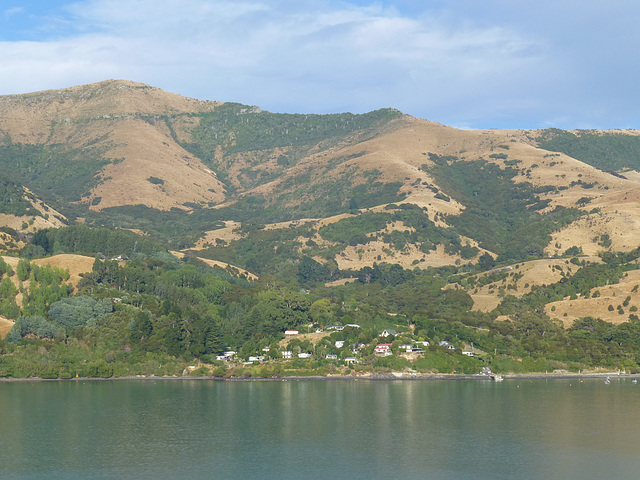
xmin=1 ymin=0 xmax=639 ymax=129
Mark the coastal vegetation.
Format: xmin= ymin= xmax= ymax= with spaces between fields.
xmin=3 ymin=224 xmax=640 ymax=378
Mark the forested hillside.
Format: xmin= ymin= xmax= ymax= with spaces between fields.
xmin=2 ymin=80 xmax=640 ymax=378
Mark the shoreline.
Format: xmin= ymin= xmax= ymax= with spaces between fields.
xmin=0 ymin=371 xmax=636 ymax=383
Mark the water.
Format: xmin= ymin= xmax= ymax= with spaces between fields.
xmin=0 ymin=378 xmax=638 ymax=479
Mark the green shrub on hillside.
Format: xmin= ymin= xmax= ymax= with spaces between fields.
xmin=424 ymin=158 xmax=582 ymax=262
xmin=537 ymin=129 xmax=640 ymax=172
xmin=182 ymin=104 xmax=401 ymax=159
xmin=0 ymin=177 xmax=42 ymax=217
xmin=0 ymin=143 xmax=110 ymax=211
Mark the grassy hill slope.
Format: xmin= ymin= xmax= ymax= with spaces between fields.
xmin=2 ymin=80 xmax=640 ymax=314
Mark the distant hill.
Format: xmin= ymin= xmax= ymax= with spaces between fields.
xmin=2 ymin=79 xmax=640 ymax=290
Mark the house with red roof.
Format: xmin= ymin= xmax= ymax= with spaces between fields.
xmin=374 ymin=343 xmax=393 ymax=357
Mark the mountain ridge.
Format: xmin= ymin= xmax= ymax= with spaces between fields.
xmin=2 ymin=79 xmax=640 ymax=272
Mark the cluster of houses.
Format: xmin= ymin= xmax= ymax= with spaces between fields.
xmin=215 ymin=324 xmax=475 ymax=364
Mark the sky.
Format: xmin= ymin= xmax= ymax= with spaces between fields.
xmin=1 ymin=0 xmax=639 ymax=130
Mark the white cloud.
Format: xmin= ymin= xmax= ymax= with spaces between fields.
xmin=4 ymin=7 xmax=25 ymax=18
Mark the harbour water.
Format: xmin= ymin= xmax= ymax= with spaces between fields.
xmin=1 ymin=377 xmax=638 ymax=479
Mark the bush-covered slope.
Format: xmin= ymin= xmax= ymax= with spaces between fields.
xmin=536 ymin=129 xmax=640 ymax=173
xmin=424 ymin=156 xmax=583 ymax=262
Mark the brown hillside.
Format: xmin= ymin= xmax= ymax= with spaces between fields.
xmin=236 ymin=115 xmax=640 ymax=254
xmin=181 ymin=114 xmax=640 ymax=272
xmin=226 ymin=116 xmax=640 ymax=269
xmin=31 ymin=254 xmax=95 ymax=287
xmin=88 ymin=117 xmax=226 ymax=210
xmin=3 ymin=80 xmax=640 ymax=279
xmin=0 ymin=189 xmax=67 ymax=252
xmin=1 ymin=254 xmax=95 ymax=290
xmin=468 ymin=257 xmax=602 ymax=313
xmin=0 ymin=79 xmax=219 ymax=143
xmin=0 ymin=315 xmax=13 ymax=340
xmin=0 ymin=80 xmax=225 ymax=211
xmin=2 ymin=80 xmax=639 ymax=250
xmin=547 ymin=269 xmax=640 ymax=327
xmin=170 ymin=250 xmax=258 ymax=281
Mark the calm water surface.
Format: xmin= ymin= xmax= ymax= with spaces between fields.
xmin=1 ymin=378 xmax=638 ymax=479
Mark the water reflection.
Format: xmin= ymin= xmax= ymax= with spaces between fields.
xmin=1 ymin=379 xmax=639 ymax=479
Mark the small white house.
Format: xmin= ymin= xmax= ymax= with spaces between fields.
xmin=325 ymin=325 xmax=345 ymax=332
xmin=217 ymin=350 xmax=237 ymax=361
xmin=285 ymin=330 xmax=299 ymax=337
xmin=248 ymin=355 xmax=265 ymax=362
xmin=438 ymin=341 xmax=455 ymax=350
xmin=344 ymin=357 xmax=359 ymax=364
xmin=298 ymin=352 xmax=312 ymax=359
xmin=379 ymin=329 xmax=397 ymax=338
xmin=281 ymin=350 xmax=293 ymax=359
xmin=325 ymin=354 xmax=338 ymax=360
xmin=374 ymin=343 xmax=393 ymax=357
xmin=335 ymin=340 xmax=345 ymax=348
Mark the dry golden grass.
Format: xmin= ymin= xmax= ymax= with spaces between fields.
xmin=546 ymin=269 xmax=640 ymax=327
xmin=324 ymin=278 xmax=357 ymax=287
xmin=0 ymin=212 xmax=64 ymax=235
xmin=0 ymin=232 xmax=25 ymax=252
xmin=0 ymin=315 xmax=13 ymax=340
xmin=0 ymin=80 xmax=219 ymax=144
xmin=278 ymin=330 xmax=330 ymax=348
xmin=0 ymin=188 xmax=67 ymax=245
xmin=335 ymin=241 xmax=467 ymax=270
xmin=469 ymin=257 xmax=601 ymax=313
xmin=470 ymin=294 xmax=502 ymax=313
xmin=31 ymin=254 xmax=96 ymax=287
xmin=2 ymin=256 xmax=24 ymax=306
xmin=89 ymin=118 xmax=226 ymax=211
xmin=262 ymin=213 xmax=354 ymax=230
xmin=547 ymin=202 xmax=640 ymax=256
xmin=232 ymin=117 xmax=640 ymax=268
xmin=195 ymin=257 xmax=258 ymax=281
xmin=192 ymin=221 xmax=243 ymax=250
xmin=2 ymin=256 xmax=19 ymax=268
xmin=171 ymin=250 xmax=258 ymax=280
xmin=244 ymin=116 xmax=471 ymax=218
xmin=0 ymin=80 xmax=224 ymax=212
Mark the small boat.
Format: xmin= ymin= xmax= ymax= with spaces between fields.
xmin=632 ymin=379 xmax=637 ymax=384
xmin=604 ymin=376 xmax=611 ymax=385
